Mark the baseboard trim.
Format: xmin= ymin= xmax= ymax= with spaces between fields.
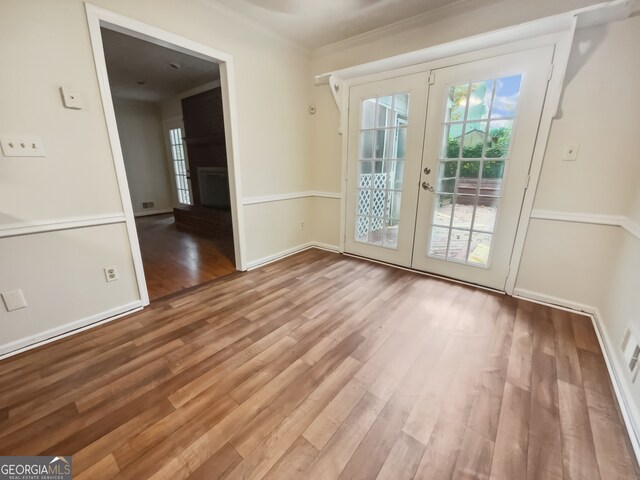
xmin=245 ymin=242 xmax=341 ymax=270
xmin=133 ymin=208 xmax=174 ymax=217
xmin=513 ymin=287 xmax=640 ymax=462
xmin=0 ymin=301 xmax=143 ymax=359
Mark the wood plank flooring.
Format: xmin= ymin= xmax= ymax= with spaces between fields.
xmin=0 ymin=249 xmax=637 ymax=479
xmin=135 ymin=213 xmax=236 ymax=300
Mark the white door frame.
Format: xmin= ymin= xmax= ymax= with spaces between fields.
xmin=338 ymin=31 xmax=573 ymax=294
xmin=85 ymin=3 xmax=247 ymax=306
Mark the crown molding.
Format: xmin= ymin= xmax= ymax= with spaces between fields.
xmin=195 ymin=0 xmax=310 ymax=56
xmin=312 ymin=0 xmax=500 ymax=57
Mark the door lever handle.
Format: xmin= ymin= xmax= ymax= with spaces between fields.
xmin=422 ymin=181 xmax=434 ymax=192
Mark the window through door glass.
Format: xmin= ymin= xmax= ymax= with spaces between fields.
xmin=428 ymin=75 xmax=522 ymax=267
xmin=168 ymin=127 xmax=192 ymax=205
xmin=355 ymin=93 xmax=409 ymax=248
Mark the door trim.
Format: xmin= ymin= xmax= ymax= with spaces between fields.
xmin=340 ymin=33 xmax=573 ymax=294
xmin=85 ymin=4 xmax=248 ymax=307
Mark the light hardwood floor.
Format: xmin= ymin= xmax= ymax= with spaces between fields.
xmin=0 ymin=249 xmax=637 ymax=479
xmin=136 ymin=214 xmax=236 ymax=301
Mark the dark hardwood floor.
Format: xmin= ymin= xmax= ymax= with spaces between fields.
xmin=0 ymin=249 xmax=637 ymax=479
xmin=135 ymin=213 xmax=235 ymax=300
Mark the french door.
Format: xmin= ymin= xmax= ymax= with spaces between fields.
xmin=345 ymin=47 xmax=553 ymax=290
xmin=344 ymin=73 xmax=429 ymax=266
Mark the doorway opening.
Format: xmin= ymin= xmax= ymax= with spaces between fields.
xmin=95 ymin=22 xmax=238 ymax=301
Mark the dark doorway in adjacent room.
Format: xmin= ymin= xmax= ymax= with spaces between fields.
xmin=101 ymin=27 xmax=236 ymax=300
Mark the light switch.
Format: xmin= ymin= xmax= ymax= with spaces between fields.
xmin=1 ymin=289 xmax=27 ymax=312
xmin=0 ymin=135 xmax=46 ymax=157
xmin=60 ymin=86 xmax=83 ymax=109
xmin=562 ymin=144 xmax=580 ymax=161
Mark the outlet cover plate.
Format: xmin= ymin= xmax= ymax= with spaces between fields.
xmin=1 ymin=289 xmax=28 ymax=312
xmin=0 ymin=135 xmax=46 ymax=157
xmin=104 ymin=266 xmax=119 ymax=282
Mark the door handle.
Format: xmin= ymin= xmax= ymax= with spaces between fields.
xmin=422 ymin=181 xmax=434 ymax=192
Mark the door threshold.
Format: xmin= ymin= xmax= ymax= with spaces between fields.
xmin=343 ymin=252 xmax=505 ymax=295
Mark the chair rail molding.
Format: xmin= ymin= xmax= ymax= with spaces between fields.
xmin=0 ymin=213 xmax=127 ymax=238
xmin=530 ymin=209 xmax=640 ymax=241
xmin=242 ymin=191 xmax=342 ymax=205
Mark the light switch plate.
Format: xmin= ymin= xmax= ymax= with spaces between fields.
xmin=60 ymin=86 xmax=83 ymax=109
xmin=1 ymin=289 xmax=27 ymax=312
xmin=0 ymin=135 xmax=46 ymax=157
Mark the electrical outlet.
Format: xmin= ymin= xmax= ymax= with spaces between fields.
xmin=104 ymin=266 xmax=119 ymax=282
xmin=0 ymin=135 xmax=46 ymax=157
xmin=300 ymin=221 xmax=304 ymax=230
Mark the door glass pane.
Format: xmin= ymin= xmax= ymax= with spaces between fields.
xmin=428 ymin=73 xmax=523 ymax=267
xmin=447 ymin=229 xmax=470 ymax=262
xmin=451 ymin=196 xmax=475 ymax=230
xmin=376 ymin=96 xmax=393 ymax=127
xmin=491 ymin=75 xmax=522 ymax=118
xmin=474 ymin=196 xmax=499 ymax=232
xmin=385 ymin=161 xmax=404 ymax=190
xmin=355 ymin=92 xmax=409 ymax=249
xmin=481 ymin=161 xmax=505 ymax=196
xmin=429 ymin=226 xmax=450 ymax=258
xmin=433 ymin=194 xmax=453 ymax=226
xmin=461 ymin=122 xmax=487 ymax=158
xmin=437 ymin=178 xmax=456 ymax=194
xmin=468 ymin=232 xmax=493 ymax=266
xmin=445 ymin=84 xmax=469 ymax=122
xmin=485 ymin=120 xmax=514 ymax=158
xmin=393 ymin=93 xmax=409 ymax=124
xmin=360 ymin=130 xmax=374 ymax=159
xmin=467 ymin=80 xmax=494 ymax=121
xmin=443 ymin=124 xmax=461 ymax=159
xmin=362 ymin=98 xmax=376 ymax=129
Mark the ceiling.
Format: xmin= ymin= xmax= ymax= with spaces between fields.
xmin=212 ymin=0 xmax=471 ymax=49
xmin=101 ymin=28 xmax=220 ymax=103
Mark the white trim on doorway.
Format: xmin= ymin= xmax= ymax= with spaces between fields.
xmin=85 ymin=4 xmax=248 ymax=311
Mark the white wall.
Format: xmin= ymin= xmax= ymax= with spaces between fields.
xmin=113 ymin=98 xmax=174 ymax=215
xmin=0 ymin=0 xmax=312 ymax=353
